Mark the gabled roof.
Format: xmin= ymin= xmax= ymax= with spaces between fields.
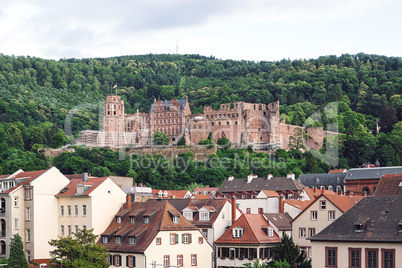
xmin=215 ymin=214 xmax=281 ymax=244
xmin=3 ymin=169 xmax=51 ymax=194
xmin=170 ymin=199 xmax=229 ymax=228
xmin=374 ymin=174 xmax=402 ymax=196
xmin=344 ymin=166 xmax=402 ymax=181
xmin=309 ymin=196 xmax=402 ymax=243
xmin=291 ymin=193 xmax=364 ymax=223
xmin=152 ymin=189 xmax=191 ymax=199
xmin=284 ymin=200 xmax=312 ymax=211
xmin=263 ymin=213 xmax=292 ymax=231
xmin=259 ymin=190 xmax=279 ymax=198
xmin=218 ymin=176 xmax=305 ymax=193
xmin=99 ymin=199 xmax=198 ymax=253
xmin=56 ymin=177 xmax=109 ymax=197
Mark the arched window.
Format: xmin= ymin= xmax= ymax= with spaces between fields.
xmin=0 ymin=241 xmax=5 ymax=255
xmin=212 ymin=122 xmax=214 ymax=126
xmin=0 ymin=219 xmax=5 ymax=237
xmin=362 ymin=187 xmax=370 ymax=195
xmin=0 ymin=198 xmax=5 ymax=214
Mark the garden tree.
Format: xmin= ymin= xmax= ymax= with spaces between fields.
xmin=288 ymin=127 xmax=306 ymax=151
xmin=5 ymin=125 xmax=24 ymax=150
xmin=177 ymin=136 xmax=186 ymax=145
xmin=379 ymin=107 xmax=398 ymax=133
xmin=50 ymin=129 xmax=69 ymax=148
xmin=49 ymin=228 xmax=109 ymax=268
xmin=126 ymin=169 xmax=138 ymax=184
xmin=207 ymin=132 xmax=216 ymax=144
xmin=217 ymin=137 xmax=233 ymax=149
xmin=244 ymin=259 xmax=269 ymax=268
xmin=153 ymin=131 xmax=168 ymax=145
xmin=304 ymin=152 xmax=318 ymax=173
xmin=270 ymin=234 xmax=311 ymax=268
xmin=8 ymin=233 xmax=28 ymax=268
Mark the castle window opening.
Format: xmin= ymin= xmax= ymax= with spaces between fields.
xmin=193 ymin=125 xmax=196 ymax=129
xmin=260 ymin=137 xmax=262 ymax=140
xmin=212 ymin=122 xmax=214 ymax=126
xmin=258 ymin=128 xmax=260 ymax=132
xmin=228 ymin=114 xmax=230 ymax=118
xmin=206 ymin=115 xmax=209 ymax=119
xmin=199 ymin=125 xmax=202 ymax=129
xmin=264 ymin=112 xmax=266 ymax=116
xmin=237 ymin=113 xmax=239 ymax=117
xmin=227 ymin=122 xmax=229 ymax=125
xmin=235 ymin=121 xmax=238 ymax=125
xmin=172 ymin=138 xmax=175 ymax=141
xmin=219 ymin=122 xmax=221 ymax=126
xmin=232 ymin=113 xmax=235 ymax=117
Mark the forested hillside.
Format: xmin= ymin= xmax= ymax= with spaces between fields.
xmin=0 ymin=53 xmax=401 ymax=187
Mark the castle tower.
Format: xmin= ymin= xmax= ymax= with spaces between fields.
xmin=104 ymin=95 xmax=125 ymax=133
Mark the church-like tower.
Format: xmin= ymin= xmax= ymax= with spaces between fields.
xmin=103 ymin=95 xmax=125 ymax=133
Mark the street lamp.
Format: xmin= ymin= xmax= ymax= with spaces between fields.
xmin=230 ymin=248 xmax=236 ymax=268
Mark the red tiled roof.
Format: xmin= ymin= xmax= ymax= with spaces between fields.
xmin=3 ymin=169 xmax=50 ymax=194
xmin=56 ymin=177 xmax=108 ymax=197
xmin=284 ymin=200 xmax=313 ymax=211
xmin=374 ymin=174 xmax=402 ymax=196
xmin=193 ymin=194 xmax=209 ymax=199
xmin=100 ymin=200 xmax=198 ymax=253
xmin=215 ymin=214 xmax=281 ymax=244
xmin=260 ymin=190 xmax=279 ymax=197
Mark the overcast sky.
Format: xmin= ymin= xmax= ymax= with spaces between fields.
xmin=0 ymin=0 xmax=401 ymax=61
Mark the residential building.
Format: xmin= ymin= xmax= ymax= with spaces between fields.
xmin=193 ymin=187 xmax=219 ymax=199
xmin=0 ymin=167 xmax=70 ymax=261
xmin=263 ymin=213 xmax=292 ymax=238
xmin=217 ymin=173 xmax=305 ymax=201
xmin=309 ymin=196 xmax=402 ymax=268
xmin=344 ymin=166 xmax=402 ymax=195
xmin=56 ymin=173 xmax=127 ymax=238
xmin=297 ymin=173 xmax=346 ymax=194
xmin=100 ymin=199 xmax=213 ymax=268
xmin=373 ymin=174 xmax=402 ymax=196
xmin=291 ymin=192 xmax=364 ymax=259
xmin=169 ymin=198 xmax=240 ymax=245
xmin=283 ymin=199 xmax=313 ymax=219
xmin=215 ymin=214 xmax=281 ymax=268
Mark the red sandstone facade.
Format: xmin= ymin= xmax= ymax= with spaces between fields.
xmin=77 ymin=95 xmax=334 ymax=151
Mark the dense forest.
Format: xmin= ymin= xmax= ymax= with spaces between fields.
xmin=0 ymin=53 xmax=401 ymax=188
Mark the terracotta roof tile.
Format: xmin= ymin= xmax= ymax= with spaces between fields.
xmin=284 ymin=200 xmax=312 ymax=211
xmin=374 ymin=174 xmax=402 ymax=196
xmin=323 ymin=193 xmax=364 ymax=213
xmin=56 ymin=177 xmax=108 ymax=197
xmin=328 ymin=169 xmax=347 ymax=173
xmin=260 ymin=190 xmax=279 ymax=197
xmin=215 ymin=214 xmax=281 ymax=244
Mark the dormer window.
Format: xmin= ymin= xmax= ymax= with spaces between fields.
xmin=355 ymin=224 xmax=364 ymax=232
xmin=267 ymin=227 xmax=274 ymax=237
xmin=115 ymin=236 xmax=121 ymax=244
xmin=102 ymin=236 xmax=108 ymax=244
xmin=173 ymin=216 xmax=180 ymax=223
xmin=116 ymin=217 xmax=121 ymax=224
xmin=183 ymin=212 xmax=193 ymax=221
xmin=200 ymin=212 xmax=209 ymax=221
xmin=163 ymin=191 xmax=168 ymax=197
xmin=130 ymin=216 xmax=135 ymax=224
xmin=232 ymin=227 xmax=243 ymax=238
xmin=354 ymin=217 xmax=369 ymax=232
xmin=398 ymin=220 xmax=402 ymax=232
xmin=158 ymin=191 xmax=163 ymax=197
xmin=144 ymin=216 xmax=150 ymax=224
xmin=129 ymin=236 xmax=136 ymax=245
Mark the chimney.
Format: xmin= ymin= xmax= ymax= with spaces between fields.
xmin=287 ymin=173 xmax=295 ymax=180
xmin=124 ymin=194 xmax=132 ymax=209
xmin=228 ymin=176 xmax=234 ymax=181
xmin=83 ymin=172 xmax=88 ymax=182
xmin=279 ymin=195 xmax=284 ymax=213
xmin=337 ymin=189 xmax=342 ymax=195
xmin=267 ymin=174 xmax=273 ymax=180
xmin=247 ymin=174 xmax=254 ymax=183
xmin=322 ymin=187 xmax=325 ymax=194
xmin=231 ymin=196 xmax=237 ymax=224
xmin=313 ymin=187 xmax=317 ymax=193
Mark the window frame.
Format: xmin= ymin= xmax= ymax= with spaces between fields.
xmin=199 ymin=211 xmax=209 ymax=221
xmin=299 ymin=228 xmax=306 ymax=238
xmin=348 ymin=247 xmax=361 ymax=268
xmin=365 ymin=248 xmax=378 ymax=268
xmin=198 ymin=236 xmax=203 ymax=244
xmin=60 ymin=205 xmax=64 ymax=216
xmin=320 ymin=200 xmax=326 ymax=210
xmin=325 ymin=247 xmax=337 ymax=267
xmin=82 ymin=205 xmax=87 ymax=216
xmin=381 ymin=248 xmax=395 ymax=268
xmin=177 ymin=255 xmax=183 ymax=267
xmin=311 ymin=211 xmax=318 ymax=221
xmin=191 ymin=254 xmax=197 ymax=266
xmin=308 ymin=228 xmax=316 ymax=237
xmin=74 ymin=205 xmax=79 ymax=216
xmin=163 ymin=255 xmax=170 ymax=266
xmin=102 ymin=236 xmax=108 ymax=244
xmin=170 ymin=233 xmax=177 ymax=245
xmin=328 ymin=210 xmax=336 ymax=220
xmin=156 ymin=237 xmax=161 ymax=245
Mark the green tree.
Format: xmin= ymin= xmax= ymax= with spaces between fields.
xmin=153 ymin=131 xmax=168 ymax=145
xmin=49 ymin=228 xmax=109 ymax=268
xmin=244 ymin=259 xmax=269 ymax=268
xmin=50 ymin=129 xmax=69 ymax=148
xmin=8 ymin=233 xmax=28 ymax=268
xmin=217 ymin=137 xmax=233 ymax=149
xmin=270 ymin=260 xmax=292 ymax=268
xmin=288 ymin=127 xmax=306 ymax=151
xmin=177 ymin=136 xmax=186 ymax=146
xmin=270 ymin=234 xmax=311 ymax=268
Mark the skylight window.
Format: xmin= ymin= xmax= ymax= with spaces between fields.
xmin=398 ymin=181 xmax=402 ymax=188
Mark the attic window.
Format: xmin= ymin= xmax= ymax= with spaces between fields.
xmin=116 ymin=217 xmax=122 ymax=224
xmin=130 ymin=216 xmax=135 ymax=224
xmin=173 ymin=216 xmax=180 ymax=223
xmin=398 ymin=182 xmax=402 ymax=188
xmin=144 ymin=216 xmax=150 ymax=224
xmin=183 ymin=212 xmax=193 ymax=221
xmin=129 ymin=236 xmax=136 ymax=245
xmin=354 ymin=217 xmax=369 ymax=232
xmin=355 ymin=224 xmax=364 ymax=232
xmin=115 ymin=236 xmax=122 ymax=244
xmin=267 ymin=227 xmax=274 ymax=237
xmin=102 ymin=236 xmax=108 ymax=244
xmin=399 ymin=220 xmax=402 ymax=232
xmin=232 ymin=227 xmax=244 ymax=238
xmin=316 ymin=178 xmax=320 ymax=183
xmin=200 ymin=212 xmax=209 ymax=221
